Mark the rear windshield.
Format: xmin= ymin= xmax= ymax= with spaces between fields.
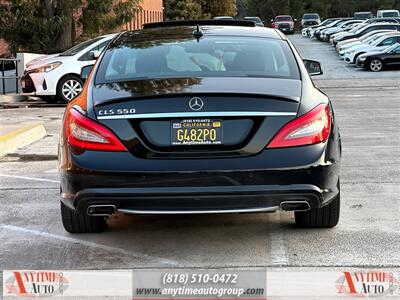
xmin=303 ymin=14 xmax=319 ymax=20
xmin=245 ymin=17 xmax=262 ymax=22
xmin=276 ymin=16 xmax=292 ymax=21
xmin=383 ymin=12 xmax=400 ymax=17
xmin=95 ymin=35 xmax=300 ymax=84
xmin=355 ymin=13 xmax=372 ymax=18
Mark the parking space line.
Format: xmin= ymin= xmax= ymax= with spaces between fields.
xmin=0 ymin=174 xmax=59 ymax=183
xmin=342 ymin=65 xmax=352 ymax=73
xmin=0 ymin=224 xmax=181 ymax=266
xmin=269 ymin=213 xmax=289 ymax=266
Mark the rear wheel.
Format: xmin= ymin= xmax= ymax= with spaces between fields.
xmin=60 ymin=202 xmax=107 ymax=233
xmin=295 ymin=193 xmax=340 ymax=228
xmin=369 ymin=59 xmax=383 ymax=72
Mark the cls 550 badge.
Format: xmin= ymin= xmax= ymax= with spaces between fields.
xmin=98 ymin=108 xmax=136 ymax=116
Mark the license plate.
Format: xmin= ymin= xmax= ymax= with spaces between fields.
xmin=171 ymin=119 xmax=222 ymax=146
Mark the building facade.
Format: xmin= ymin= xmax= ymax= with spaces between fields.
xmin=122 ymin=0 xmax=164 ymax=31
xmin=0 ymin=39 xmax=9 ymax=57
xmin=0 ymin=0 xmax=164 ymax=57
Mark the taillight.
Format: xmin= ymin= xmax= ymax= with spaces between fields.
xmin=266 ymin=104 xmax=331 ymax=148
xmin=65 ymin=108 xmax=127 ymax=151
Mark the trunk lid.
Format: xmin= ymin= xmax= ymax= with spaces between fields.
xmin=92 ymin=77 xmax=302 ymax=158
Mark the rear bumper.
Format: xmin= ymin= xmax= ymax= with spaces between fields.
xmin=63 ymin=184 xmax=328 ymax=214
xmin=59 ymin=143 xmax=341 ymax=215
xmin=278 ymin=27 xmax=294 ymax=34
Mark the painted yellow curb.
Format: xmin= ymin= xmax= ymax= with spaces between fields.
xmin=0 ymin=123 xmax=46 ymax=157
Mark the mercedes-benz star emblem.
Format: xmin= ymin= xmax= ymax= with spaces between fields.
xmin=189 ymin=97 xmax=204 ymax=111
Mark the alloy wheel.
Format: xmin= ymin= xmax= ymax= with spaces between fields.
xmin=370 ymin=59 xmax=383 ymax=72
xmin=62 ymin=79 xmax=83 ymax=101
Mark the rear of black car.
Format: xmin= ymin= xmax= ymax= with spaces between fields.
xmin=59 ymin=23 xmax=341 ymax=233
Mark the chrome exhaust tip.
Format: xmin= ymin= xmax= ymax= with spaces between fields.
xmin=87 ymin=205 xmax=116 ymax=216
xmin=280 ymin=201 xmax=310 ymax=212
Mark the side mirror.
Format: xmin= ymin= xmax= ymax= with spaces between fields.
xmin=88 ymin=50 xmax=101 ymax=61
xmin=80 ymin=65 xmax=94 ymax=82
xmin=303 ymin=59 xmax=323 ymax=76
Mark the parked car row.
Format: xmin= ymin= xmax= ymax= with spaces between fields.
xmin=215 ymin=13 xmax=323 ymax=34
xmin=20 ymin=14 xmax=299 ymax=103
xmin=302 ymin=11 xmax=400 ymax=72
xmin=21 ymin=11 xmax=400 ymax=103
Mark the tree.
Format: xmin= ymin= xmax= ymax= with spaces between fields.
xmin=164 ymin=0 xmax=202 ymax=20
xmin=201 ymin=0 xmax=236 ymax=18
xmin=81 ymin=0 xmax=142 ymax=38
xmin=164 ymin=0 xmax=236 ymax=20
xmin=0 ymin=0 xmax=142 ymax=54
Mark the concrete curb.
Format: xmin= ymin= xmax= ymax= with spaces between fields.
xmin=0 ymin=123 xmax=46 ymax=157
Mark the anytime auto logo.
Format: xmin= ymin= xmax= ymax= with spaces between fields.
xmin=336 ymin=271 xmax=398 ymax=297
xmin=5 ymin=271 xmax=69 ymax=297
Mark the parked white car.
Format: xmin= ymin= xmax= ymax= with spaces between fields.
xmin=338 ymin=31 xmax=397 ymax=56
xmin=343 ymin=32 xmax=400 ymax=63
xmin=336 ymin=30 xmax=395 ymax=52
xmin=21 ymin=34 xmax=116 ymax=102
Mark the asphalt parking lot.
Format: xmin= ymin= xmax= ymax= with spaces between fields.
xmin=0 ymin=34 xmax=399 ymax=272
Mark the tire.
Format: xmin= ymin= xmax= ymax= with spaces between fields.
xmin=369 ymin=59 xmax=383 ymax=72
xmin=295 ymin=193 xmax=340 ymax=228
xmin=56 ymin=75 xmax=84 ymax=103
xmin=60 ymin=202 xmax=107 ymax=233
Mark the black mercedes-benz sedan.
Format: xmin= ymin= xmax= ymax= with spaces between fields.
xmin=59 ymin=20 xmax=341 ymax=233
xmin=356 ymin=43 xmax=400 ymax=71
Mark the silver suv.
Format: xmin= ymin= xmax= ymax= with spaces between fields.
xmin=301 ymin=13 xmax=321 ymax=28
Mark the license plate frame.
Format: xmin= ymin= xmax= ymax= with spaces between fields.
xmin=171 ymin=119 xmax=223 ymax=146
